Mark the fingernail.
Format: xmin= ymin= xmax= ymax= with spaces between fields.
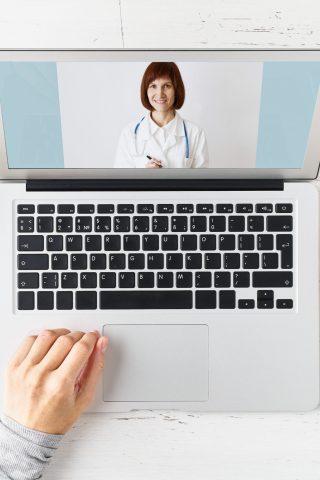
xmin=100 ymin=337 xmax=108 ymax=353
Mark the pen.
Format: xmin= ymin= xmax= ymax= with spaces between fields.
xmin=146 ymin=155 xmax=162 ymax=167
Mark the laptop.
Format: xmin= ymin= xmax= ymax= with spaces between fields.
xmin=0 ymin=49 xmax=319 ymax=412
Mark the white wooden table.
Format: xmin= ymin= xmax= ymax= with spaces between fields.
xmin=2 ymin=1 xmax=320 ymax=478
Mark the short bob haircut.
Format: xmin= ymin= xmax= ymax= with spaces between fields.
xmin=140 ymin=62 xmax=185 ymax=111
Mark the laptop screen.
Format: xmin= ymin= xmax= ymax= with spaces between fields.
xmin=0 ymin=59 xmax=320 ymax=170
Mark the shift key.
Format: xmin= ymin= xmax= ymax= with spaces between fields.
xmin=253 ymin=271 xmax=293 ymax=287
xmin=18 ymin=254 xmax=49 ymax=270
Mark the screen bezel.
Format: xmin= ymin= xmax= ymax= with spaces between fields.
xmin=0 ymin=48 xmax=320 ymax=180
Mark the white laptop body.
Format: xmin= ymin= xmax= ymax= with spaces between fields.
xmin=0 ymin=49 xmax=319 ymax=412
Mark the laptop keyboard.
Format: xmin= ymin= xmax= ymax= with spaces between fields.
xmin=16 ymin=201 xmax=294 ymax=311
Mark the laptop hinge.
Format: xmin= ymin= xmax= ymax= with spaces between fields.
xmin=26 ymin=179 xmax=284 ymax=192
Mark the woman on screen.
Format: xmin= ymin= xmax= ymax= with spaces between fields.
xmin=114 ymin=62 xmax=209 ymax=168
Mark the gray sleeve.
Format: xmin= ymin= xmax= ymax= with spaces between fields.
xmin=0 ymin=413 xmax=64 ymax=480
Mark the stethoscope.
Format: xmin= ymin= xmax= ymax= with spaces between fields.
xmin=134 ymin=115 xmax=189 ymax=159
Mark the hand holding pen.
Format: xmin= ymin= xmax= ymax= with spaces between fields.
xmin=145 ymin=155 xmax=162 ymax=168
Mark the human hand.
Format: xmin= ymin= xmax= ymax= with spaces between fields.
xmin=145 ymin=158 xmax=162 ymax=168
xmin=3 ymin=328 xmax=108 ymax=434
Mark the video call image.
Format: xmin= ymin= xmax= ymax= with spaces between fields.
xmin=0 ymin=60 xmax=320 ymax=169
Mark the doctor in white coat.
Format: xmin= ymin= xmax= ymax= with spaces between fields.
xmin=114 ymin=62 xmax=209 ymax=169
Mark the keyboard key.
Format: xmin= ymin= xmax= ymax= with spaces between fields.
xmin=117 ymin=204 xmax=134 ymax=214
xmin=216 ymin=204 xmax=233 ymax=213
xmin=38 ymin=291 xmax=54 ymax=310
xmin=123 ymin=235 xmax=140 ymax=251
xmin=18 ymin=235 xmax=44 ymax=252
xmin=195 ymin=272 xmax=211 ymax=288
xmin=166 ymin=253 xmax=183 ymax=269
xmin=147 ymin=253 xmax=164 ymax=269
xmin=233 ymin=272 xmax=250 ymax=288
xmin=258 ymin=299 xmax=274 ymax=309
xmin=70 ymin=254 xmax=87 ymax=270
xmin=76 ymin=291 xmax=97 ymax=310
xmin=61 ymin=272 xmax=78 ymax=289
xmin=142 ymin=235 xmax=159 ymax=251
xmin=252 ymin=271 xmax=293 ymax=288
xmin=133 ymin=216 xmax=149 ymax=232
xmin=42 ymin=273 xmax=59 ymax=289
xmin=18 ymin=273 xmax=39 ymax=289
xmin=38 ymin=204 xmax=55 ymax=214
xmin=262 ymin=253 xmax=278 ymax=269
xmin=56 ymin=216 xmax=73 ymax=232
xmin=219 ymin=235 xmax=235 ymax=250
xmin=100 ymin=272 xmax=116 ymax=288
xmin=137 ymin=204 xmax=154 ymax=214
xmin=18 ymin=254 xmax=49 ymax=270
xmin=85 ymin=235 xmax=102 ymax=251
xmin=181 ymin=235 xmax=198 ymax=251
xmin=228 ymin=216 xmax=245 ymax=232
xmin=119 ymin=272 xmax=135 ymax=288
xmin=52 ymin=254 xmax=68 ymax=270
xmin=176 ymin=272 xmax=193 ymax=288
xmin=177 ymin=204 xmax=194 ymax=213
xmin=238 ymin=234 xmax=254 ymax=250
xmin=243 ymin=253 xmax=259 ymax=269
xmin=128 ymin=253 xmax=145 ymax=270
xmin=257 ymin=290 xmax=274 ymax=300
xmin=276 ymin=234 xmax=293 ymax=269
xmin=57 ymin=291 xmax=73 ymax=310
xmin=97 ymin=204 xmax=114 ymax=214
xmin=185 ymin=253 xmax=202 ymax=269
xmin=219 ymin=290 xmax=236 ymax=309
xmin=162 ymin=235 xmax=178 ymax=251
xmin=109 ymin=254 xmax=125 ymax=270
xmin=196 ymin=290 xmax=216 ymax=309
xmin=37 ymin=216 xmax=54 ymax=233
xmin=152 ymin=216 xmax=168 ymax=232
xmin=171 ymin=216 xmax=188 ymax=232
xmin=214 ymin=272 xmax=231 ymax=288
xmin=224 ymin=253 xmax=240 ymax=269
xmin=80 ymin=272 xmax=97 ymax=288
xmin=18 ymin=291 xmax=34 ymax=310
xmin=138 ymin=272 xmax=154 ymax=288
xmin=248 ymin=216 xmax=264 ymax=231
xmin=17 ymin=217 xmax=34 ymax=233
xmin=47 ymin=235 xmax=63 ymax=251
xmin=199 ymin=235 xmax=216 ymax=251
xmin=209 ymin=215 xmax=226 ymax=232
xmin=157 ymin=204 xmax=174 ymax=213
xmin=275 ymin=203 xmax=293 ymax=213
xmin=157 ymin=272 xmax=173 ymax=288
xmin=77 ymin=204 xmax=94 ymax=214
xmin=66 ymin=235 xmax=82 ymax=251
xmin=18 ymin=204 xmax=35 ymax=214
xmin=276 ymin=299 xmax=293 ymax=309
xmin=236 ymin=204 xmax=253 ymax=213
xmin=58 ymin=204 xmax=75 ymax=214
xmin=104 ymin=235 xmax=121 ymax=251
xmin=238 ymin=299 xmax=255 ymax=309
xmin=100 ymin=290 xmax=192 ymax=309
xmin=196 ymin=204 xmax=213 ymax=213
xmin=114 ymin=216 xmax=130 ymax=232
xmin=75 ymin=216 xmax=92 ymax=232
xmin=95 ymin=216 xmax=111 ymax=232
xmin=205 ymin=253 xmax=221 ymax=269
xmin=257 ymin=234 xmax=273 ymax=250
xmin=190 ymin=216 xmax=207 ymax=232
xmin=90 ymin=254 xmax=106 ymax=270
xmin=256 ymin=204 xmax=273 ymax=213
xmin=267 ymin=216 xmax=292 ymax=232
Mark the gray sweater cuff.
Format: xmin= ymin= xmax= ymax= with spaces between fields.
xmin=0 ymin=413 xmax=64 ymax=479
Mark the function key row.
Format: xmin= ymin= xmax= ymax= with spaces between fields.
xmin=17 ymin=203 xmax=293 ymax=215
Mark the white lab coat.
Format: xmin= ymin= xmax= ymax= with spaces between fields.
xmin=114 ymin=111 xmax=209 ymax=168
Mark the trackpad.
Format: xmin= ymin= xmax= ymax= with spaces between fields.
xmin=102 ymin=324 xmax=209 ymax=402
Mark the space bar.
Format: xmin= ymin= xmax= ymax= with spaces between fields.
xmin=100 ymin=291 xmax=193 ymax=309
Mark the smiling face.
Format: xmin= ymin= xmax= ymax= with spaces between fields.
xmin=147 ymin=77 xmax=175 ymax=113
